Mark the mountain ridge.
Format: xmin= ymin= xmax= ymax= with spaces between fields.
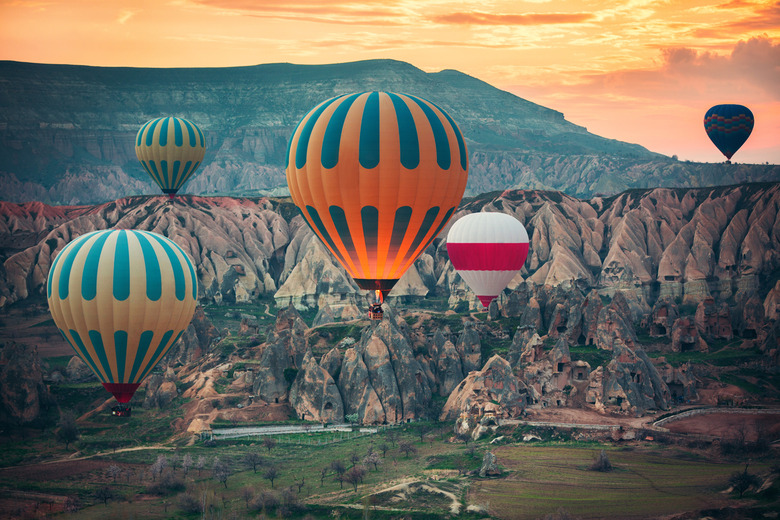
xmin=5 ymin=59 xmax=778 ymax=205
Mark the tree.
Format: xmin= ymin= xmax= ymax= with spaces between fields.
xmin=106 ymin=464 xmax=122 ymax=482
xmin=729 ymin=463 xmax=761 ymax=498
xmin=385 ymin=429 xmax=398 ymax=447
xmin=379 ymin=443 xmax=390 ymax=457
xmin=344 ymin=466 xmax=366 ymax=492
xmin=151 ymin=454 xmax=168 ymax=481
xmin=56 ymin=413 xmax=79 ymax=450
xmin=241 ymin=486 xmax=254 ymax=509
xmin=213 ymin=457 xmax=231 ymax=488
xmin=94 ymin=486 xmax=114 ymax=506
xmin=590 ymin=450 xmax=612 ymax=472
xmin=244 ymin=452 xmax=264 ymax=473
xmin=330 ymin=460 xmax=346 ymax=477
xmin=399 ymin=441 xmax=417 ymax=458
xmin=264 ymin=466 xmax=279 ymax=488
xmin=416 ymin=423 xmax=431 ymax=443
xmin=196 ymin=455 xmax=206 ymax=476
xmin=363 ymin=452 xmax=381 ymax=471
xmin=349 ymin=451 xmax=360 ymax=468
xmin=262 ymin=437 xmax=277 ymax=453
xmin=345 ymin=413 xmax=359 ymax=425
xmin=181 ymin=453 xmax=193 ymax=477
xmin=320 ymin=466 xmax=329 ymax=487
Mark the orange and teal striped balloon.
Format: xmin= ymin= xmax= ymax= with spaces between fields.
xmin=135 ymin=116 xmax=206 ymax=198
xmin=47 ymin=229 xmax=198 ymax=403
xmin=286 ymin=91 xmax=469 ymax=298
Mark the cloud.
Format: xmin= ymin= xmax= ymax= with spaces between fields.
xmin=117 ymin=9 xmax=135 ymax=24
xmin=429 ymin=11 xmax=594 ymax=25
xmin=191 ymin=0 xmax=410 ymax=21
xmin=697 ymin=1 xmax=780 ymax=36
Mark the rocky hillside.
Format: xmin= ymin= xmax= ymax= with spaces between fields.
xmin=2 ymin=60 xmax=778 ymax=205
xmin=2 ymin=185 xmax=779 ymax=428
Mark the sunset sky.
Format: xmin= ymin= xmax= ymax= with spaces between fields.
xmin=1 ymin=0 xmax=778 ymax=164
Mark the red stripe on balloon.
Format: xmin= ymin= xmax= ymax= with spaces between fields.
xmin=447 ymin=242 xmax=529 ymax=270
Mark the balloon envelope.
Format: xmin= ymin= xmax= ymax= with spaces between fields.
xmin=47 ymin=229 xmax=198 ymax=403
xmin=136 ymin=116 xmax=206 ymax=198
xmin=285 ymin=91 xmax=469 ymax=299
xmin=703 ymin=104 xmax=753 ymax=161
xmin=447 ymin=212 xmax=529 ymax=308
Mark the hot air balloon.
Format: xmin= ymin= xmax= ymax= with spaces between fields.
xmin=47 ymin=229 xmax=198 ymax=412
xmin=447 ymin=212 xmax=529 ymax=308
xmin=286 ymin=92 xmax=468 ymax=320
xmin=704 ymin=104 xmax=754 ymax=162
xmin=136 ymin=116 xmax=206 ymax=200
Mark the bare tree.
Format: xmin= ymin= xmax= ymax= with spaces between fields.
xmin=196 ymin=455 xmax=206 ymax=476
xmin=385 ymin=429 xmax=398 ymax=447
xmin=244 ymin=452 xmax=264 ymax=473
xmin=106 ymin=464 xmax=122 ymax=482
xmin=349 ymin=451 xmax=360 ymax=467
xmin=379 ymin=443 xmax=390 ymax=457
xmin=169 ymin=454 xmax=180 ymax=473
xmin=213 ymin=457 xmax=231 ymax=488
xmin=330 ymin=460 xmax=346 ymax=477
xmin=264 ymin=465 xmax=279 ymax=488
xmin=399 ymin=441 xmax=417 ymax=458
xmin=729 ymin=462 xmax=761 ymax=499
xmin=181 ymin=453 xmax=193 ymax=477
xmin=262 ymin=437 xmax=277 ymax=453
xmin=151 ymin=454 xmax=168 ymax=481
xmin=295 ymin=476 xmax=305 ymax=493
xmin=344 ymin=466 xmax=366 ymax=492
xmin=320 ymin=466 xmax=329 ymax=487
xmin=55 ymin=413 xmax=79 ymax=450
xmin=241 ymin=486 xmax=254 ymax=509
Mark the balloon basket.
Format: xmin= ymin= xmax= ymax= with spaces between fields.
xmin=111 ymin=404 xmax=132 ymax=417
xmin=368 ymin=303 xmax=383 ymax=321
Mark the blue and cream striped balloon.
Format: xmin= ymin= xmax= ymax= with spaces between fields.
xmin=47 ymin=229 xmax=198 ymax=403
xmin=136 ymin=116 xmax=206 ymax=199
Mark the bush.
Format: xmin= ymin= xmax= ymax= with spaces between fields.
xmin=589 ymin=450 xmax=612 ymax=472
xmin=179 ymin=493 xmax=203 ymax=514
xmin=147 ymin=473 xmax=185 ymax=496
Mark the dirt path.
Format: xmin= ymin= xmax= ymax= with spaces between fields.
xmin=0 ymin=444 xmax=172 ymax=473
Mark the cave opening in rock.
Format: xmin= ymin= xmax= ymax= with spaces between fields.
xmin=742 ymin=328 xmax=757 ymax=339
xmin=680 ymin=340 xmax=696 ymax=352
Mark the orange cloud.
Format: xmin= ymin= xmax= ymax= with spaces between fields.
xmin=430 ymin=11 xmax=594 ymax=25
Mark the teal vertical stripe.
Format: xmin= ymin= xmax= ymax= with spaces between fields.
xmin=305 ymin=205 xmax=349 ymax=268
xmin=162 ymin=233 xmax=197 ymax=300
xmin=429 ymin=100 xmax=468 ymax=171
xmin=136 ymin=232 xmax=162 ymax=300
xmin=285 ymin=114 xmax=307 ymax=169
xmin=88 ymin=330 xmax=114 ymax=383
xmin=358 ymin=92 xmax=380 ymax=169
xmin=428 ymin=206 xmax=455 ymax=242
xmin=389 ymin=93 xmax=419 ymax=169
xmin=329 ymin=206 xmax=357 ymax=264
xmin=160 ymin=160 xmax=170 ymax=188
xmin=57 ymin=232 xmax=95 ymax=299
xmin=145 ymin=118 xmax=161 ymax=147
xmin=137 ymin=119 xmax=153 ymax=146
xmin=113 ymin=230 xmax=131 ymax=301
xmin=295 ymin=95 xmax=345 ymax=169
xmin=128 ymin=330 xmax=155 ymax=383
xmin=389 ymin=206 xmax=413 ymax=258
xmin=401 ymin=206 xmax=439 ymax=266
xmin=159 ymin=117 xmax=170 ymax=146
xmin=171 ymin=160 xmax=181 ymax=188
xmin=173 ymin=118 xmax=183 ymax=146
xmin=148 ymin=234 xmax=185 ymax=301
xmin=67 ymin=329 xmax=105 ymax=383
xmin=81 ymin=231 xmax=111 ymax=301
xmin=321 ymin=92 xmax=362 ymax=169
xmin=114 ymin=330 xmax=128 ymax=383
xmin=147 ymin=160 xmax=164 ymax=189
xmin=137 ymin=329 xmax=175 ymax=382
xmin=408 ymin=95 xmax=450 ymax=170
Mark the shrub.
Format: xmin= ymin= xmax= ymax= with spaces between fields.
xmin=590 ymin=450 xmax=612 ymax=472
xmin=179 ymin=493 xmax=203 ymax=514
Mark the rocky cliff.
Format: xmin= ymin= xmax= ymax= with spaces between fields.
xmin=2 ymin=60 xmax=778 ymax=206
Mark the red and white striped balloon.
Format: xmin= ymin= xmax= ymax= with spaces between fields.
xmin=446 ymin=212 xmax=529 ymax=308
